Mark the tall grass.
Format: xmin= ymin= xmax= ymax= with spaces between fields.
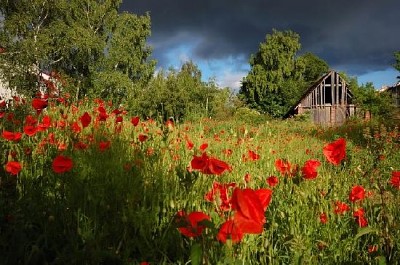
xmin=1 ymin=97 xmax=399 ymax=264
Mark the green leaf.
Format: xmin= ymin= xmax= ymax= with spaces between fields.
xmin=190 ymin=243 xmax=202 ymax=265
xmin=376 ymin=256 xmax=387 ymax=265
xmin=354 ymin=227 xmax=378 ymax=240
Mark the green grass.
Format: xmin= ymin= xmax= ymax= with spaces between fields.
xmin=1 ymin=98 xmax=399 ymax=264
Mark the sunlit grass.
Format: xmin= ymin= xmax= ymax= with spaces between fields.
xmin=0 ymin=97 xmax=399 ymax=264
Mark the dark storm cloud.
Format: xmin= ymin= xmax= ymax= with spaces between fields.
xmin=120 ymin=0 xmax=400 ymax=75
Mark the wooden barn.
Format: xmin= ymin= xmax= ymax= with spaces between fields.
xmin=285 ymin=70 xmax=355 ymax=126
xmin=380 ymin=82 xmax=400 ymax=107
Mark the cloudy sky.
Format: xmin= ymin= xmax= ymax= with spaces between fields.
xmin=120 ymin=0 xmax=399 ymax=90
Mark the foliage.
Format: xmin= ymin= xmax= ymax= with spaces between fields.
xmin=239 ymin=30 xmax=328 ymax=118
xmin=352 ymin=82 xmax=395 ymax=120
xmin=394 ymin=51 xmax=400 ymax=79
xmin=0 ymin=0 xmax=155 ymax=101
xmin=135 ymin=61 xmax=234 ymax=122
xmin=297 ymin=52 xmax=330 ymax=86
xmin=1 ymin=95 xmax=400 ymax=264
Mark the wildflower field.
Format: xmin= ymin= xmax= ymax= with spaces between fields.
xmin=1 ymin=95 xmax=399 ymax=265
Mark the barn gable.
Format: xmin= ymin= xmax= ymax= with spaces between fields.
xmin=285 ymin=71 xmax=355 ymax=125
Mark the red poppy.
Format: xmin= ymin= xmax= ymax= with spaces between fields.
xmin=334 ymin=201 xmax=350 ymax=215
xmin=217 ymin=219 xmax=244 ymax=244
xmin=74 ymin=141 xmax=88 ymax=150
xmin=23 ymin=125 xmax=37 ymax=137
xmin=5 ymin=161 xmax=22 ymax=175
xmin=266 ymin=176 xmax=279 ymax=187
xmin=175 ymin=210 xmax=210 ymax=238
xmin=115 ymin=116 xmax=123 ymax=123
xmin=349 ymin=185 xmax=365 ymax=202
xmin=301 ymin=159 xmax=321 ymax=179
xmin=31 ymin=98 xmax=48 ymax=113
xmin=52 ymin=155 xmax=73 ymax=173
xmin=138 ymin=134 xmax=148 ymax=142
xmin=368 ymin=245 xmax=378 ymax=253
xmin=389 ymin=171 xmax=400 ymax=189
xmin=319 ymin=212 xmax=328 ymax=224
xmin=204 ymin=182 xmax=236 ymax=211
xmin=37 ymin=115 xmax=51 ymax=131
xmin=231 ymin=188 xmax=266 ymax=234
xmin=131 ymin=116 xmax=140 ymax=126
xmin=25 ymin=115 xmax=37 ymax=126
xmin=247 ymin=150 xmax=260 ymax=161
xmin=323 ymin=138 xmax=346 ymax=165
xmin=199 ymin=143 xmax=208 ymax=152
xmin=353 ymin=208 xmax=368 ymax=227
xmin=190 ymin=152 xmax=231 ymax=175
xmin=185 ymin=138 xmax=194 ymax=150
xmin=222 ymin=149 xmax=233 ymax=156
xmin=96 ymin=106 xmax=108 ymax=121
xmin=275 ymin=159 xmax=297 ymax=176
xmin=79 ymin=112 xmax=91 ymax=128
xmin=99 ymin=141 xmax=111 ymax=152
xmin=2 ymin=130 xmax=22 ymax=141
xmin=244 ymin=173 xmax=251 ymax=183
xmin=71 ymin=122 xmax=81 ymax=134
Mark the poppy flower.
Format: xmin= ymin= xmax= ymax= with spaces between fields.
xmin=244 ymin=173 xmax=251 ymax=183
xmin=353 ymin=208 xmax=368 ymax=227
xmin=217 ymin=219 xmax=244 ymax=244
xmin=204 ymin=182 xmax=236 ymax=211
xmin=79 ymin=112 xmax=91 ymax=128
xmin=99 ymin=141 xmax=111 ymax=152
xmin=5 ymin=161 xmax=22 ymax=175
xmin=222 ymin=149 xmax=233 ymax=156
xmin=349 ymin=185 xmax=365 ymax=202
xmin=266 ymin=176 xmax=279 ymax=187
xmin=319 ymin=212 xmax=328 ymax=224
xmin=131 ymin=116 xmax=140 ymax=126
xmin=301 ymin=159 xmax=321 ymax=179
xmin=138 ymin=134 xmax=148 ymax=142
xmin=71 ymin=122 xmax=82 ymax=134
xmin=323 ymin=138 xmax=346 ymax=165
xmin=185 ymin=138 xmax=194 ymax=150
xmin=247 ymin=150 xmax=260 ymax=161
xmin=175 ymin=210 xmax=210 ymax=238
xmin=37 ymin=115 xmax=51 ymax=131
xmin=231 ymin=188 xmax=268 ymax=234
xmin=23 ymin=125 xmax=37 ymax=137
xmin=2 ymin=130 xmax=22 ymax=141
xmin=199 ymin=143 xmax=208 ymax=152
xmin=389 ymin=171 xmax=400 ymax=189
xmin=190 ymin=152 xmax=231 ymax=175
xmin=31 ymin=98 xmax=48 ymax=113
xmin=275 ymin=159 xmax=297 ymax=176
xmin=52 ymin=155 xmax=73 ymax=173
xmin=25 ymin=115 xmax=37 ymax=126
xmin=334 ymin=201 xmax=350 ymax=215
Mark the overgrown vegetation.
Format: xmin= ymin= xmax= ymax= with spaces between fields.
xmin=0 ymin=97 xmax=399 ymax=264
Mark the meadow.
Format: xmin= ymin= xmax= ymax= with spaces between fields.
xmin=1 ymin=95 xmax=399 ymax=265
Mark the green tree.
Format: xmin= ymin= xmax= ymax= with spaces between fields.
xmin=137 ymin=61 xmax=231 ymax=121
xmin=394 ymin=51 xmax=400 ymax=79
xmin=0 ymin=0 xmax=155 ymax=101
xmin=297 ymin=52 xmax=329 ymax=86
xmin=352 ymin=81 xmax=394 ymax=120
xmin=239 ymin=29 xmax=305 ymax=117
